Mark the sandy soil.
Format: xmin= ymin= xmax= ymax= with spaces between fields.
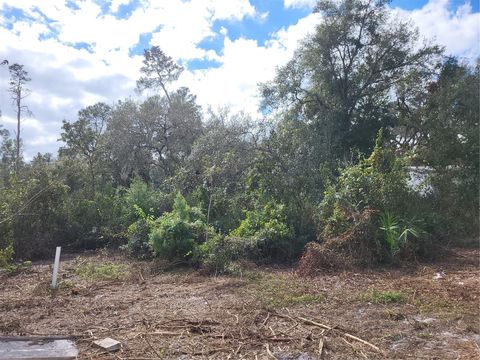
xmin=0 ymin=247 xmax=478 ymax=359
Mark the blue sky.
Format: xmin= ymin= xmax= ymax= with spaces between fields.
xmin=0 ymin=0 xmax=478 ymax=159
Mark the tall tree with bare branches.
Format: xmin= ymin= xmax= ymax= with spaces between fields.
xmin=8 ymin=63 xmax=31 ymax=175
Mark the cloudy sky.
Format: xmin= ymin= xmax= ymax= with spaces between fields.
xmin=0 ymin=0 xmax=478 ymax=159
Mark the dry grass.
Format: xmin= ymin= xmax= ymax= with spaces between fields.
xmin=0 ymin=248 xmax=478 ymax=359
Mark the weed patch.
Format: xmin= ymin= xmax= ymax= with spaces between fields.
xmin=362 ymin=290 xmax=405 ymax=304
xmin=75 ymin=262 xmax=130 ymax=281
xmin=253 ymin=275 xmax=325 ymax=309
xmin=383 ymin=309 xmax=406 ymax=320
xmin=413 ymin=297 xmax=468 ymax=320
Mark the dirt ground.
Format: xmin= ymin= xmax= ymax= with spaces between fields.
xmin=0 ymin=247 xmax=478 ymax=360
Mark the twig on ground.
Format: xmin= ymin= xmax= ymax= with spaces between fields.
xmin=261 ymin=312 xmax=271 ymax=328
xmin=318 ymin=337 xmax=324 ymax=358
xmin=298 ymin=315 xmax=381 ymax=352
xmin=269 ymin=326 xmax=276 ymax=336
xmin=342 ymin=338 xmax=369 ymax=360
xmin=343 ymin=333 xmax=380 ymax=353
xmin=142 ymin=335 xmax=163 ymax=359
xmin=273 ymin=313 xmax=382 ymax=353
xmin=265 ymin=343 xmax=278 ymax=359
xmin=148 ymin=331 xmax=184 ymax=336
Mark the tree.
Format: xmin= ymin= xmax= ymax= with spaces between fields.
xmin=104 ymin=99 xmax=152 ymax=185
xmin=420 ymin=59 xmax=479 ymax=170
xmin=261 ymin=0 xmax=442 ymax=160
xmin=0 ymin=125 xmax=14 ymax=186
xmin=136 ymin=46 xmax=183 ymax=104
xmin=417 ymin=58 xmax=479 ymax=235
xmin=8 ymin=63 xmax=31 ymax=175
xmin=104 ymin=90 xmax=202 ymax=186
xmin=59 ymin=102 xmax=111 ymax=194
xmin=180 ymin=108 xmax=256 ymax=232
xmin=120 ymin=46 xmax=203 ymax=184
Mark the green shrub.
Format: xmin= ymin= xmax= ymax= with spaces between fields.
xmin=0 ymin=245 xmax=14 ymax=269
xmin=318 ymin=131 xmax=429 ymax=263
xmin=60 ymin=182 xmax=125 ymax=251
xmin=120 ymin=178 xmax=173 ymax=258
xmin=149 ymin=193 xmax=206 ymax=261
xmin=232 ymin=201 xmax=295 ymax=261
xmin=379 ymin=212 xmax=427 ymax=259
xmin=122 ymin=177 xmax=166 ymax=224
xmin=428 ymin=169 xmax=479 ymax=240
xmin=195 ymin=235 xmax=261 ymax=273
xmin=321 ymin=133 xmax=413 ymax=237
xmin=123 ymin=205 xmax=155 ymax=259
xmin=0 ymin=244 xmax=32 ymax=274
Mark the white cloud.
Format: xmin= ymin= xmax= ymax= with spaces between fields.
xmin=110 ymin=0 xmax=132 ymax=13
xmin=284 ymin=0 xmax=317 ymax=9
xmin=148 ymin=0 xmax=258 ymax=60
xmin=392 ymin=0 xmax=480 ymax=61
xmin=179 ymin=13 xmax=322 ymax=116
xmin=28 ymin=135 xmax=58 ymax=147
xmin=0 ymin=0 xmax=261 ymax=158
xmin=0 ymin=0 xmax=478 ymax=160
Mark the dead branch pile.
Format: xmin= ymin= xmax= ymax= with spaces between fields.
xmin=297 ymin=209 xmax=379 ymax=276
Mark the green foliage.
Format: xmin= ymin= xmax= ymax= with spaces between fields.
xmin=0 ymin=8 xmax=475 ymax=268
xmin=1 ymin=164 xmax=70 ymax=259
xmin=362 ymin=290 xmax=405 ymax=305
xmin=75 ymin=261 xmax=130 ymax=281
xmin=261 ymin=0 xmax=442 ymax=159
xmin=150 ymin=193 xmax=206 ymax=261
xmin=195 ymin=235 xmax=261 ymax=273
xmin=123 ymin=176 xmax=168 ymax=222
xmin=0 ymin=243 xmax=32 ymax=274
xmin=232 ymin=201 xmax=295 ymax=261
xmin=319 ymin=133 xmax=431 ymax=262
xmin=379 ymin=212 xmax=401 ymax=253
xmin=120 ymin=178 xmax=172 ymax=258
xmin=0 ymin=245 xmax=14 ymax=269
xmin=61 ymin=186 xmax=123 ymax=250
xmin=320 ymin=132 xmax=414 ymax=238
xmin=396 ymin=58 xmax=479 ymax=240
xmin=422 ymin=60 xmax=479 ymax=238
xmin=379 ymin=212 xmax=426 ymax=259
xmin=123 ymin=205 xmax=155 ymax=259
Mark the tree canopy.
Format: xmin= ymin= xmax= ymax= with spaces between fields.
xmin=0 ymin=0 xmax=477 ymax=266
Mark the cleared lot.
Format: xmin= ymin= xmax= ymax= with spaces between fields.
xmin=0 ymin=248 xmax=478 ymax=359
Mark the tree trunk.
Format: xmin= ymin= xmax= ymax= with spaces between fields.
xmin=15 ymin=93 xmax=21 ymax=176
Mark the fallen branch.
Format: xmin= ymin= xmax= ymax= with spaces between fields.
xmin=343 ymin=333 xmax=380 ymax=353
xmin=148 ymin=331 xmax=184 ymax=336
xmin=297 ymin=315 xmax=380 ymax=352
xmin=297 ymin=316 xmax=331 ymax=331
xmin=274 ymin=313 xmax=382 ymax=353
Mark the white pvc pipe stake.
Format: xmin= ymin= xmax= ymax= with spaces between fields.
xmin=51 ymin=246 xmax=61 ymax=289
